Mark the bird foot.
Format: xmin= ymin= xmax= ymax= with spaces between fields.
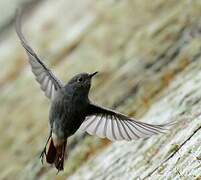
xmin=55 ymin=158 xmax=64 ymax=174
xmin=39 ymin=147 xmax=46 ymax=164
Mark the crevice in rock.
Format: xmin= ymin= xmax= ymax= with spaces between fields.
xmin=143 ymin=117 xmax=201 ymax=179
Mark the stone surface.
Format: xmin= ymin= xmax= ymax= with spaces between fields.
xmin=70 ymin=60 xmax=201 ymax=180
xmin=0 ymin=0 xmax=201 ymax=179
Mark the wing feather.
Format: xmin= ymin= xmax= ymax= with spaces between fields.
xmin=124 ymin=120 xmax=140 ymax=139
xmin=106 ymin=119 xmax=115 ymax=141
xmin=87 ymin=117 xmax=100 ymax=135
xmin=95 ymin=116 xmax=106 ymax=138
xmin=15 ymin=11 xmax=64 ymax=100
xmin=79 ymin=104 xmax=173 ymax=141
xmin=113 ymin=118 xmax=124 ymax=140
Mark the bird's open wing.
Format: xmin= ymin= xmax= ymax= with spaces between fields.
xmin=79 ymin=104 xmax=172 ymax=141
xmin=15 ymin=11 xmax=64 ymax=100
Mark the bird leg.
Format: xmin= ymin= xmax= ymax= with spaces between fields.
xmin=40 ymin=130 xmax=52 ymax=164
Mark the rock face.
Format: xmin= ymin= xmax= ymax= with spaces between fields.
xmin=0 ymin=0 xmax=201 ymax=179
xmin=70 ymin=61 xmax=201 ymax=179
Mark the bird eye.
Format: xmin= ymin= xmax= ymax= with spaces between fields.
xmin=77 ymin=77 xmax=83 ymax=82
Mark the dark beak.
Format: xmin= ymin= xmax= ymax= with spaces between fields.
xmin=89 ymin=71 xmax=98 ymax=78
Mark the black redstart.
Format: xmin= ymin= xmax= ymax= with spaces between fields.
xmin=15 ymin=12 xmax=173 ymax=172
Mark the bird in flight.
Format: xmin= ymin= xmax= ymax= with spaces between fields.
xmin=15 ymin=11 xmax=173 ymax=172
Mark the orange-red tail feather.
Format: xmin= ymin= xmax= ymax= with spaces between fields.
xmin=46 ymin=139 xmax=57 ymax=164
xmin=46 ymin=138 xmax=67 ymax=171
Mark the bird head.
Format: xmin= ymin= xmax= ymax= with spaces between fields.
xmin=68 ymin=72 xmax=98 ymax=93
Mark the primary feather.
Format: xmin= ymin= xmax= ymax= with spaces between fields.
xmin=79 ymin=104 xmax=171 ymax=141
xmin=15 ymin=11 xmax=64 ymax=100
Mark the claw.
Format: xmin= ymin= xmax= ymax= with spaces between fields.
xmin=56 ymin=169 xmax=60 ymax=175
xmin=39 ymin=130 xmax=52 ymax=164
xmin=55 ymin=159 xmax=63 ymax=174
xmin=39 ymin=147 xmax=46 ymax=164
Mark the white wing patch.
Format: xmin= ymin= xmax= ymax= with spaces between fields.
xmin=79 ymin=115 xmax=168 ymax=141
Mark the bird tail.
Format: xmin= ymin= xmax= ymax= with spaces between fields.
xmin=46 ymin=138 xmax=67 ymax=171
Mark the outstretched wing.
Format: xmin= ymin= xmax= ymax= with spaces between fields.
xmin=15 ymin=11 xmax=64 ymax=100
xmin=79 ymin=104 xmax=172 ymax=141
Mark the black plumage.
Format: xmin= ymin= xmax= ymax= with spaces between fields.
xmin=15 ymin=11 xmax=173 ymax=172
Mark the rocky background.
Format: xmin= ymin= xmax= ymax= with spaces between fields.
xmin=0 ymin=0 xmax=201 ymax=179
